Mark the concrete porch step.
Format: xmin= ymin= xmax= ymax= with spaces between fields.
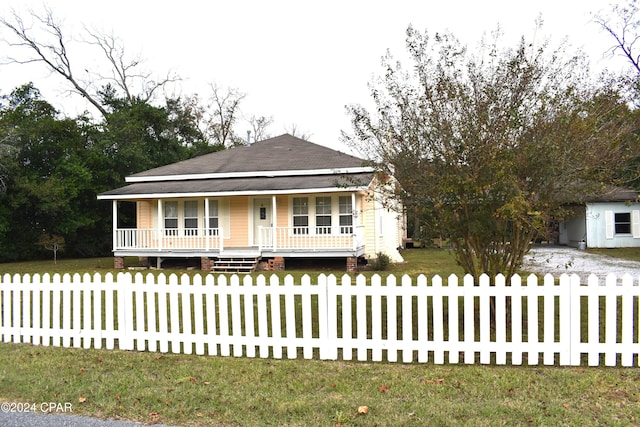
xmin=212 ymin=256 xmax=260 ymax=274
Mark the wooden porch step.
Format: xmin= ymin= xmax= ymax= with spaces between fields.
xmin=212 ymin=256 xmax=260 ymax=274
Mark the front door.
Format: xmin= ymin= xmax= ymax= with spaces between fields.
xmin=252 ymin=198 xmax=272 ymax=246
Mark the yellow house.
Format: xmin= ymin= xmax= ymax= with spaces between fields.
xmin=98 ymin=134 xmax=405 ymax=272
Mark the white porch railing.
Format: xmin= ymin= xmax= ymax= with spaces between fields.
xmin=115 ymin=228 xmax=224 ymax=252
xmin=258 ymin=225 xmax=364 ymax=252
xmin=114 ymin=226 xmax=364 ymax=253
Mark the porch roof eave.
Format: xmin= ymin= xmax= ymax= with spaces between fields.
xmin=97 ymin=186 xmax=370 ymax=201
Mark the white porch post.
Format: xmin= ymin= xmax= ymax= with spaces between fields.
xmin=112 ymin=200 xmax=118 ymax=250
xmin=351 ymin=193 xmax=357 ymax=250
xmin=157 ymin=199 xmax=163 ymax=251
xmin=272 ymin=195 xmax=277 ymax=251
xmin=204 ymin=198 xmax=210 ymax=251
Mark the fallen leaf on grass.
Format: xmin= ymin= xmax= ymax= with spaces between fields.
xmin=562 ymin=403 xmax=570 ymax=408
xmin=357 ymin=405 xmax=369 ymax=415
xmin=425 ymin=378 xmax=445 ymax=384
xmin=166 ymin=387 xmax=174 ymax=392
xmin=203 ymin=381 xmax=211 ymax=385
xmin=78 ymin=396 xmax=87 ymax=403
xmin=378 ymin=385 xmax=389 ymax=393
xmin=149 ymin=412 xmax=159 ymax=420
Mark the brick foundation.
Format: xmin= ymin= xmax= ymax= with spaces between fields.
xmin=138 ymin=256 xmax=149 ymax=268
xmin=269 ymin=256 xmax=285 ymax=271
xmin=114 ymin=256 xmax=125 ymax=269
xmin=346 ymin=256 xmax=358 ymax=272
xmin=201 ymin=257 xmax=212 ymax=271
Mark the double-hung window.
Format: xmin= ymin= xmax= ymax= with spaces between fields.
xmin=315 ymin=196 xmax=332 ymax=234
xmin=615 ymin=212 xmax=632 ymax=234
xmin=184 ymin=201 xmax=199 ymax=236
xmin=164 ymin=201 xmax=178 ymax=236
xmin=293 ymin=197 xmax=309 ymax=234
xmin=339 ymin=196 xmax=353 ymax=234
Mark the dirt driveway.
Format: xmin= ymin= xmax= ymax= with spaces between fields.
xmin=522 ymin=246 xmax=640 ymax=283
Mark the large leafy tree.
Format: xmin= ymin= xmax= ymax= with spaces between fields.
xmin=0 ymin=83 xmax=217 ymax=261
xmin=0 ymin=84 xmax=104 ymax=259
xmin=344 ymin=26 xmax=640 ymax=279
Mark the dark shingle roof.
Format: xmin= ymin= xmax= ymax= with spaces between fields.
xmin=98 ymin=135 xmax=373 ymax=199
xmin=590 ymin=187 xmax=640 ymax=203
xmin=130 ymin=134 xmax=367 ymax=178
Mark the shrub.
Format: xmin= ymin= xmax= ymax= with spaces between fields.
xmin=369 ymin=252 xmax=391 ymax=271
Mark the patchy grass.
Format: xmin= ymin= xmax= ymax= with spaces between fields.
xmin=587 ymin=247 xmax=640 ymax=263
xmin=0 ymin=256 xmax=140 ymax=276
xmin=1 ymin=345 xmax=639 ymax=427
xmin=0 ymin=249 xmax=465 ymax=281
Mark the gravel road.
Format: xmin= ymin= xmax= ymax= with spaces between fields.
xmin=0 ymin=411 xmax=176 ymax=427
xmin=522 ymin=245 xmax=640 ymax=282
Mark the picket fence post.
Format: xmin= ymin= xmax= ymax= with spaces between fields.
xmin=318 ymin=274 xmax=338 ymax=360
xmin=621 ymin=273 xmax=637 ymax=367
xmin=117 ymin=272 xmax=134 ymax=351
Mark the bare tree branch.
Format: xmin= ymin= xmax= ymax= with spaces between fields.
xmin=594 ymin=0 xmax=640 ymax=74
xmin=246 ymin=114 xmax=273 ymax=142
xmin=206 ymin=83 xmax=246 ymax=146
xmin=0 ymin=7 xmax=108 ymax=117
xmin=0 ymin=7 xmax=180 ymax=117
xmin=83 ymin=29 xmax=179 ymax=105
xmin=284 ymin=123 xmax=312 ymax=140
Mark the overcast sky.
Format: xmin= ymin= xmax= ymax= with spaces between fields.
xmin=0 ymin=0 xmax=629 ymax=153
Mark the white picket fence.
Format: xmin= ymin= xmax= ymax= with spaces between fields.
xmin=1 ymin=272 xmax=639 ymax=366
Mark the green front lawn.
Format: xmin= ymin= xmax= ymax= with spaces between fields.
xmin=1 ymin=345 xmax=638 ymax=426
xmin=1 ymin=248 xmax=639 ymax=426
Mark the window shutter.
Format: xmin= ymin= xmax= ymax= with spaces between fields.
xmin=632 ymin=210 xmax=640 ymax=239
xmin=605 ymin=210 xmax=614 ymax=239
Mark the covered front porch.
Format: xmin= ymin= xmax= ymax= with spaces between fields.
xmin=105 ymin=191 xmax=367 ymax=271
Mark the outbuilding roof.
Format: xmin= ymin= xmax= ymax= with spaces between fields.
xmin=589 ymin=186 xmax=640 ymax=203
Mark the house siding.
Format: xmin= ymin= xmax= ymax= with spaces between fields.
xmin=585 ymin=203 xmax=640 ymax=248
xmin=276 ymin=195 xmax=288 ymax=228
xmin=137 ymin=201 xmax=153 ymax=228
xmin=229 ymin=197 xmax=249 ymax=247
xmin=362 ymin=192 xmax=377 ymax=256
xmin=558 ymin=206 xmax=587 ymax=247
